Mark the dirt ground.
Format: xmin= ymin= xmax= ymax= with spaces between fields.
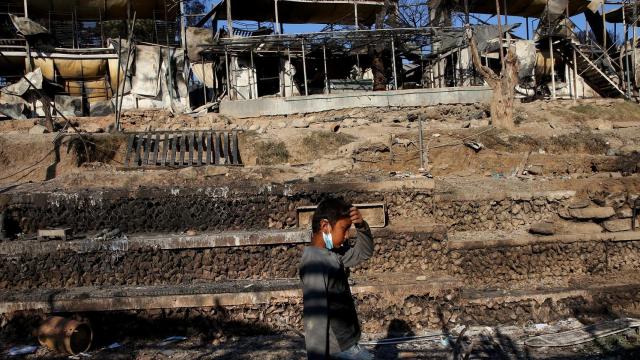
xmin=3 ymin=99 xmax=640 ymax=359
xmin=5 ymin=318 xmax=640 ymax=359
xmin=2 ymin=98 xmax=640 ymax=192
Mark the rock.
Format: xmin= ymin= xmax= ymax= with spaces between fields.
xmin=469 ymin=119 xmax=490 ymax=128
xmin=568 ymin=199 xmax=591 ymax=209
xmin=569 ymin=207 xmax=615 ymax=219
xmin=587 ymin=119 xmax=613 ymax=131
xmin=613 ymin=121 xmax=640 ymax=129
xmin=355 ymin=118 xmax=370 ymax=126
xmin=529 ymin=222 xmax=555 ymax=235
xmin=248 ymin=124 xmax=261 ymax=131
xmin=204 ymin=167 xmax=229 ymax=177
xmin=186 ymin=229 xmax=197 ymax=236
xmin=311 ymin=156 xmax=353 ymax=174
xmin=602 ymin=219 xmax=633 ymax=232
xmin=617 ymin=207 xmax=633 ymax=218
xmin=406 ymin=113 xmax=419 ymax=122
xmin=276 ymin=121 xmax=287 ymax=129
xmin=604 ymin=193 xmax=627 ymax=208
xmin=461 ymin=121 xmax=471 ymax=128
xmin=619 ymin=145 xmax=640 ymax=155
xmin=28 ymin=124 xmax=48 ymax=134
xmin=525 ymin=165 xmax=543 ymax=175
xmin=291 ymin=119 xmax=310 ymax=128
xmin=555 ymin=220 xmax=603 ymax=235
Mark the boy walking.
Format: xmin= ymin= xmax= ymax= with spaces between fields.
xmin=299 ymin=197 xmax=375 ymax=360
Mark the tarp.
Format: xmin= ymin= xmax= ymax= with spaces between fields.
xmin=213 ymin=0 xmax=387 ymax=25
xmin=515 ymin=40 xmax=536 ymax=79
xmin=32 ymin=58 xmax=107 ymax=81
xmin=186 ymin=27 xmax=216 ymax=61
xmin=439 ymin=24 xmax=518 ymax=54
xmin=0 ymin=93 xmax=27 ymax=120
xmin=64 ymin=79 xmax=111 ymax=103
xmin=26 ymin=0 xmax=178 ymax=20
xmin=131 ymin=45 xmax=162 ymax=98
xmin=9 ymin=14 xmax=49 ymax=36
xmin=0 ymin=68 xmax=43 ymax=96
xmin=54 ymin=95 xmax=83 ymax=117
xmin=191 ymin=61 xmax=216 ymax=88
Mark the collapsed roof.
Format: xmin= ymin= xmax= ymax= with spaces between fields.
xmin=24 ymin=0 xmax=179 ymax=20
xmin=604 ymin=2 xmax=640 ymax=24
xmin=212 ymin=0 xmax=391 ymax=25
xmin=437 ymin=0 xmax=600 ymax=18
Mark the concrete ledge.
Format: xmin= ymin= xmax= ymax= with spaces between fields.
xmin=2 ymin=276 xmax=639 ymax=314
xmin=0 ymin=226 xmax=444 ymax=256
xmin=0 ymin=277 xmax=453 ymax=313
xmin=449 ymin=230 xmax=640 ymax=250
xmin=220 ymin=87 xmax=492 ymax=118
xmin=0 ymin=229 xmax=312 ymax=256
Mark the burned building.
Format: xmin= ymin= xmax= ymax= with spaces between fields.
xmin=0 ymin=0 xmax=639 ymax=120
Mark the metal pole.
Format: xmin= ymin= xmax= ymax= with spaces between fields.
xmin=354 ymin=1 xmax=359 ymax=29
xmin=464 ymin=0 xmax=469 ymax=24
xmin=547 ymin=0 xmax=556 ymax=99
xmin=602 ymin=3 xmax=606 ymax=50
xmin=274 ymin=0 xmax=280 ymax=34
xmin=549 ymin=36 xmax=556 ymax=99
xmin=163 ymin=0 xmax=174 ymax=107
xmin=391 ymin=37 xmax=398 ymax=90
xmin=503 ymin=0 xmax=508 ymax=26
xmin=116 ymin=13 xmax=136 ymax=131
xmin=624 ymin=3 xmax=632 ymax=97
xmin=573 ymin=47 xmax=578 ymax=100
xmin=526 ymin=17 xmax=529 ymax=39
xmin=23 ymin=0 xmax=28 ymax=17
xmin=287 ymin=47 xmax=292 ymax=96
xmin=114 ymin=37 xmax=122 ymax=128
xmin=634 ymin=0 xmax=638 ymax=88
xmin=202 ymin=57 xmax=207 ymax=103
xmin=323 ymin=44 xmax=329 ymax=94
xmin=180 ymin=0 xmax=187 ymax=49
xmin=250 ymin=49 xmax=255 ymax=99
xmin=301 ymin=39 xmax=308 ymax=96
xmin=418 ymin=118 xmax=424 ymax=171
xmin=226 ymin=0 xmax=233 ymax=37
xmin=225 ymin=46 xmax=231 ymax=99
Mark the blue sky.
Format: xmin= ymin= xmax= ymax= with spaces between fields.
xmin=197 ymin=0 xmax=630 ymax=43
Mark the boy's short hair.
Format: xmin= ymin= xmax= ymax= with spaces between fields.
xmin=312 ymin=197 xmax=352 ymax=233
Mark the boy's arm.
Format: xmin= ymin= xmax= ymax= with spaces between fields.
xmin=340 ymin=221 xmax=374 ymax=268
xmin=302 ymin=262 xmax=330 ymax=360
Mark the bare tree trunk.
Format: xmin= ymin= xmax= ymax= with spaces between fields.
xmin=467 ymin=27 xmax=518 ymax=130
xmin=371 ymin=0 xmax=391 ymax=90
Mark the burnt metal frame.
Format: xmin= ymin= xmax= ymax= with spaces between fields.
xmin=123 ymin=130 xmax=243 ymax=168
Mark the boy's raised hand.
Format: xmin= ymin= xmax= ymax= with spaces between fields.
xmin=350 ymin=207 xmax=364 ymax=227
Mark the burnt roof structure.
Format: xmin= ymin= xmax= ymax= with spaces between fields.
xmin=24 ymin=0 xmax=179 ymax=20
xmin=212 ymin=0 xmax=391 ymax=25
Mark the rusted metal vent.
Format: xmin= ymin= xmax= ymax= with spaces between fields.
xmin=124 ymin=131 xmax=242 ymax=168
xmin=37 ymin=316 xmax=93 ymax=355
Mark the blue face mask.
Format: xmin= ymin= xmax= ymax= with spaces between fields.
xmin=323 ymin=232 xmax=334 ymax=250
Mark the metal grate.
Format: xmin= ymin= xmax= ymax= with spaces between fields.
xmin=124 ymin=131 xmax=242 ymax=168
